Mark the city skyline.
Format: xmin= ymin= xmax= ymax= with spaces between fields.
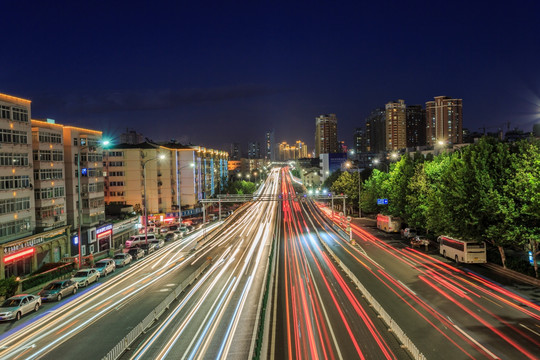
xmin=1 ymin=1 xmax=539 ymax=151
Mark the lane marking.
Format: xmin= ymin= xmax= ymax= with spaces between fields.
xmin=452 ymin=324 xmax=499 ymax=359
xmin=519 ymin=323 xmax=540 ymax=337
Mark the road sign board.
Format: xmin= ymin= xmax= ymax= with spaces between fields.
xmin=347 ymin=216 xmax=352 ymax=222
xmin=377 ymin=198 xmax=388 ymax=205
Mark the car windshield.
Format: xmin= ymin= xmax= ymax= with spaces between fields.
xmin=95 ymin=262 xmax=106 ymax=268
xmin=44 ymin=282 xmax=62 ymax=290
xmin=73 ymin=271 xmax=89 ymax=277
xmin=114 ymin=255 xmax=124 ymax=259
xmin=2 ymin=298 xmax=21 ymax=307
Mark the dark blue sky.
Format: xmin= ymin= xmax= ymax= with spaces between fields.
xmin=2 ymin=1 xmax=540 ymax=151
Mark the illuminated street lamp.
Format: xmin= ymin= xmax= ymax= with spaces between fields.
xmin=373 ymin=159 xmax=389 ymax=172
xmin=143 ymin=153 xmax=166 ymax=244
xmin=345 ymin=160 xmax=362 ymax=218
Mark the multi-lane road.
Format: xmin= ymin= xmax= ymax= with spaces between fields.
xmin=1 ymin=166 xmax=539 ymax=360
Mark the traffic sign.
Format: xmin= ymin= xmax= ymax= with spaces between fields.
xmin=347 ymin=216 xmax=352 ymax=222
xmin=377 ymin=198 xmax=388 ymax=205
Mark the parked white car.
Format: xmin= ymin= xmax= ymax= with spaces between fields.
xmin=114 ymin=253 xmax=132 ymax=267
xmin=71 ymin=268 xmax=100 ymax=287
xmin=0 ymin=294 xmax=41 ymax=321
xmin=94 ymin=259 xmax=116 ymax=276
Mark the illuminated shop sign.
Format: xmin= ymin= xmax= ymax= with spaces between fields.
xmin=3 ymin=237 xmax=43 ymax=255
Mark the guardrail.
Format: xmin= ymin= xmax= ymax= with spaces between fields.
xmin=101 ymin=259 xmax=212 ymax=360
xmin=250 ymin=205 xmax=280 ymax=359
xmin=319 ymin=231 xmax=426 ymax=360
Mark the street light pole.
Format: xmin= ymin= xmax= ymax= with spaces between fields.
xmin=143 ymin=154 xmax=165 ymax=245
xmin=77 ymin=148 xmax=82 ymax=269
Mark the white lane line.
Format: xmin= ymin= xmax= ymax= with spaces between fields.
xmin=519 ymin=323 xmax=540 ymax=337
xmin=452 ymin=324 xmax=500 ymax=359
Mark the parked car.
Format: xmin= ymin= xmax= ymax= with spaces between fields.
xmin=113 ymin=253 xmax=132 ymax=267
xmin=39 ymin=279 xmax=78 ymax=302
xmin=94 ymin=259 xmax=116 ymax=276
xmin=125 ymin=234 xmax=157 ymax=248
xmin=150 ymin=238 xmax=165 ymax=249
xmin=0 ymin=294 xmax=41 ymax=321
xmin=401 ymin=228 xmax=417 ymax=240
xmin=71 ymin=268 xmax=100 ymax=287
xmin=164 ymin=232 xmax=178 ymax=242
xmin=139 ymin=243 xmax=157 ymax=255
xmin=128 ymin=247 xmax=145 ymax=260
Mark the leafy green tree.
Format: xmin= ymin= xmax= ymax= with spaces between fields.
xmin=322 ymin=169 xmax=342 ymax=190
xmin=360 ymin=169 xmax=390 ymax=214
xmin=505 ymin=140 xmax=540 ymax=276
xmin=385 ymin=154 xmax=415 ymax=221
xmin=331 ymin=171 xmax=360 ymax=213
xmin=437 ymin=138 xmax=514 ymax=266
xmin=226 ymin=180 xmax=256 ymax=195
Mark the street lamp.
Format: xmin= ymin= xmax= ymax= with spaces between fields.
xmin=176 ymin=162 xmax=194 ymax=226
xmin=143 ymin=153 xmax=166 ymax=245
xmin=373 ymin=159 xmax=389 ymax=172
xmin=346 ymin=161 xmax=362 ymax=218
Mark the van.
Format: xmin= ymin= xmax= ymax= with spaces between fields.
xmin=125 ymin=234 xmax=156 ymax=248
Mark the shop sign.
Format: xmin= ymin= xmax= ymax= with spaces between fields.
xmin=3 ymin=237 xmax=44 ymax=255
xmin=97 ymin=224 xmax=113 ymax=235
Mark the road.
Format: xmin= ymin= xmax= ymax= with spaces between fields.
xmin=272 ymin=168 xmax=410 ymax=359
xmin=314 ymin=203 xmax=540 ymax=359
xmin=0 ymin=169 xmax=280 ymax=360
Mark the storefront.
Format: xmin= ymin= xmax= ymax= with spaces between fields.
xmin=0 ymin=226 xmax=70 ymax=280
xmin=112 ymin=216 xmax=139 ymax=249
xmin=96 ymin=224 xmax=113 ymax=252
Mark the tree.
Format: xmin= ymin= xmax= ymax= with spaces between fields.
xmin=360 ymin=169 xmax=390 ymax=214
xmin=331 ymin=171 xmax=360 ymax=213
xmin=226 ymin=180 xmax=256 ymax=195
xmin=322 ymin=169 xmax=342 ymax=190
xmin=505 ymin=140 xmax=540 ymax=276
xmin=385 ymin=154 xmax=415 ymax=221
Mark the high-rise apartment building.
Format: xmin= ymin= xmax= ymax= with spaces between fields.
xmin=230 ymin=143 xmax=241 ymax=160
xmin=315 ymin=114 xmax=338 ymax=157
xmin=248 ymin=142 xmax=261 ymax=159
xmin=265 ymin=130 xmax=275 ymax=161
xmin=31 ymin=119 xmax=67 ymax=232
xmin=278 ymin=141 xmax=307 ymax=161
xmin=406 ymin=105 xmax=426 ymax=148
xmin=385 ymin=100 xmax=407 ymax=151
xmin=353 ymin=127 xmax=366 ymax=155
xmin=120 ymin=129 xmax=144 ymax=144
xmin=425 ymin=96 xmax=463 ymax=146
xmin=0 ymin=94 xmax=34 ymax=243
xmin=365 ymin=108 xmax=386 ymax=153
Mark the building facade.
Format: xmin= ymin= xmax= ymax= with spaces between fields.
xmin=265 ymin=130 xmax=275 ymax=161
xmin=315 ymin=114 xmax=338 ymax=157
xmin=425 ymin=96 xmax=463 ymax=146
xmin=365 ymin=107 xmax=386 ymax=153
xmin=31 ymin=120 xmax=67 ymax=232
xmin=385 ymin=100 xmax=407 ymax=151
xmin=278 ymin=141 xmax=308 ymax=161
xmin=406 ymin=105 xmax=426 ymax=148
xmin=0 ymin=94 xmax=34 ymax=244
xmin=104 ymin=142 xmax=228 ymax=220
xmin=248 ymin=142 xmax=261 ymax=159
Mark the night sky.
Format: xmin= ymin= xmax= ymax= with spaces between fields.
xmin=2 ymin=1 xmax=540 ymax=152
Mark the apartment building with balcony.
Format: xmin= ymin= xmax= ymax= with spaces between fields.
xmin=31 ymin=119 xmax=67 ymax=232
xmin=104 ymin=142 xmax=228 ymax=222
xmin=63 ymin=126 xmax=107 ymax=255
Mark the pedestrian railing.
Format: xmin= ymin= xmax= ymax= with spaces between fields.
xmin=101 ymin=259 xmax=211 ymax=360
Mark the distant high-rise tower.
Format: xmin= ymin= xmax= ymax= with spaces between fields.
xmin=248 ymin=142 xmax=261 ymax=159
xmin=353 ymin=127 xmax=366 ymax=155
xmin=265 ymin=130 xmax=275 ymax=161
xmin=425 ymin=96 xmax=463 ymax=146
xmin=385 ymin=100 xmax=407 ymax=151
xmin=406 ymin=105 xmax=426 ymax=148
xmin=365 ymin=107 xmax=386 ymax=153
xmin=120 ymin=129 xmax=144 ymax=144
xmin=315 ymin=114 xmax=338 ymax=157
xmin=230 ymin=143 xmax=241 ymax=160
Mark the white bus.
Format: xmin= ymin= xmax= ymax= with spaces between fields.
xmin=376 ymin=214 xmax=402 ymax=233
xmin=438 ymin=236 xmax=487 ymax=263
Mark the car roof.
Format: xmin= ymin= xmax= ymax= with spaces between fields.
xmin=9 ymin=294 xmax=31 ymax=299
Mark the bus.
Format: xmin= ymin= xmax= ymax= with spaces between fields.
xmin=376 ymin=214 xmax=402 ymax=233
xmin=438 ymin=236 xmax=487 ymax=263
